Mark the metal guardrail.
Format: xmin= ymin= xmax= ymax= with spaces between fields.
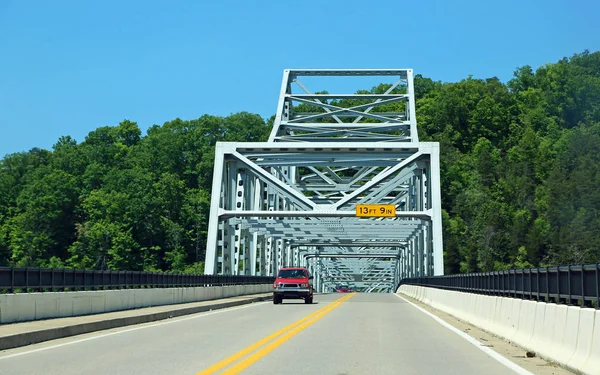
xmin=0 ymin=267 xmax=275 ymax=293
xmin=398 ymin=264 xmax=600 ymax=308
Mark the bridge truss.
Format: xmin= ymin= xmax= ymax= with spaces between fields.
xmin=204 ymin=69 xmax=443 ymax=292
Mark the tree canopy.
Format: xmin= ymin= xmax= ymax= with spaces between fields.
xmin=1 ymin=50 xmax=599 ymax=273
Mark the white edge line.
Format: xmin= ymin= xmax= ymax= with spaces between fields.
xmin=394 ymin=293 xmax=534 ymax=375
xmin=0 ymin=301 xmax=268 ymax=361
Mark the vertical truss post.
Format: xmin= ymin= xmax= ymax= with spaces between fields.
xmin=315 ymin=257 xmax=322 ymax=292
xmin=406 ymin=69 xmax=419 ymax=143
xmin=204 ymin=145 xmax=225 ymax=274
xmin=234 ymin=169 xmax=245 ymax=274
xmin=249 ymin=232 xmax=257 ymax=276
xmin=430 ymin=144 xmax=444 ymax=275
xmin=259 ymin=236 xmax=266 ymax=275
xmin=395 ymin=252 xmax=401 ymax=287
xmin=266 ymin=237 xmax=274 ymax=276
xmin=248 ymin=176 xmax=260 ymax=275
xmin=294 ymin=247 xmax=299 ymax=267
xmin=419 ymin=230 xmax=425 ymax=277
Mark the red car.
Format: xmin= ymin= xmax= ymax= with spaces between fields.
xmin=335 ymin=286 xmax=352 ymax=293
xmin=273 ymin=267 xmax=313 ymax=304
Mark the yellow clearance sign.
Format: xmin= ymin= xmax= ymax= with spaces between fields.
xmin=355 ymin=204 xmax=396 ymax=217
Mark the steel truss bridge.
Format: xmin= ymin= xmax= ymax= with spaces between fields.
xmin=204 ymin=69 xmax=443 ymax=293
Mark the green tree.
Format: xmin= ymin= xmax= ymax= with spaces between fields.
xmin=2 ymin=51 xmax=600 ymax=274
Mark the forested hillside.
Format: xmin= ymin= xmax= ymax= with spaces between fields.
xmin=1 ymin=51 xmax=599 ymax=273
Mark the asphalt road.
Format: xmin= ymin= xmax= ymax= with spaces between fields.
xmin=0 ymin=293 xmax=525 ymax=375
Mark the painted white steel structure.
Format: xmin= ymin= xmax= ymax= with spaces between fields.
xmin=204 ymin=69 xmax=443 ymax=292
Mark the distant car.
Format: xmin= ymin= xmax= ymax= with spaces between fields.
xmin=335 ymin=286 xmax=352 ymax=293
xmin=273 ymin=267 xmax=313 ymax=304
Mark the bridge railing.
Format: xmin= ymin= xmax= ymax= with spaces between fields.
xmin=0 ymin=267 xmax=275 ymax=293
xmin=398 ymin=263 xmax=600 ymax=307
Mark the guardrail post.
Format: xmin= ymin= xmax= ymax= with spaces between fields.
xmin=520 ymin=269 xmax=524 ymax=299
xmin=556 ymin=267 xmax=561 ymax=304
xmin=568 ymin=265 xmax=573 ymax=305
xmin=545 ymin=266 xmax=549 ymax=302
xmin=498 ymin=271 xmax=501 ymax=296
xmin=596 ymin=263 xmax=599 ymax=309
xmin=527 ymin=268 xmax=533 ymax=300
xmin=581 ymin=264 xmax=591 ymax=307
xmin=512 ymin=270 xmax=516 ymax=298
xmin=535 ymin=268 xmax=540 ymax=302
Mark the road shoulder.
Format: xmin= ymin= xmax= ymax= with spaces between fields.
xmin=396 ymin=293 xmax=574 ymax=375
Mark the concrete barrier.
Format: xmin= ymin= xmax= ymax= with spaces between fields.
xmin=34 ymin=293 xmax=60 ymax=320
xmin=533 ymin=303 xmax=557 ymax=359
xmin=497 ymin=297 xmax=513 ymax=337
xmin=72 ymin=294 xmax=92 ymax=316
xmin=0 ymin=284 xmax=272 ymax=324
xmin=525 ymin=301 xmax=546 ymax=351
xmin=397 ymin=285 xmax=599 ymax=375
xmin=475 ymin=295 xmax=487 ymax=326
xmin=512 ymin=300 xmax=536 ymax=348
xmin=484 ymin=297 xmax=499 ymax=330
xmin=548 ymin=305 xmax=569 ymax=359
xmin=568 ymin=308 xmax=596 ymax=371
xmin=582 ymin=310 xmax=600 ymax=375
xmin=556 ymin=306 xmax=581 ymax=365
xmin=495 ymin=298 xmax=511 ymax=337
xmin=505 ymin=298 xmax=522 ymax=342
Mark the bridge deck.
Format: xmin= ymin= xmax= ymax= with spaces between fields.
xmin=0 ymin=294 xmax=539 ymax=375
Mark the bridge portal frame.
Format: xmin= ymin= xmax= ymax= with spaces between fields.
xmin=204 ymin=69 xmax=444 ymax=286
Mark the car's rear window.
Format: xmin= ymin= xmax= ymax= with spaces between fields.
xmin=277 ymin=269 xmax=306 ymax=278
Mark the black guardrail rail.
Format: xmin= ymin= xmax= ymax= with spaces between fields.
xmin=0 ymin=267 xmax=275 ymax=293
xmin=398 ymin=264 xmax=600 ymax=307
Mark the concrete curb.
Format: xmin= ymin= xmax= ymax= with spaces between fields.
xmin=0 ymin=294 xmax=271 ymax=351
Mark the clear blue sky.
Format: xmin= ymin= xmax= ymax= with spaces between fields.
xmin=1 ymin=0 xmax=599 ymax=157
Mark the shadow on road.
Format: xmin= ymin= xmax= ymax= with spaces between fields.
xmin=276 ymin=301 xmax=321 ymax=306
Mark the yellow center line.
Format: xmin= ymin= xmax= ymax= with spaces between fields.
xmin=221 ymin=292 xmax=356 ymax=375
xmin=195 ymin=293 xmax=355 ymax=375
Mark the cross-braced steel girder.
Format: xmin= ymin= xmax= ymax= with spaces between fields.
xmin=204 ymin=69 xmax=443 ymax=292
xmin=305 ymin=254 xmax=400 ymax=293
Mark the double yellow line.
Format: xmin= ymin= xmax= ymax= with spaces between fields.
xmin=196 ymin=293 xmax=356 ymax=375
